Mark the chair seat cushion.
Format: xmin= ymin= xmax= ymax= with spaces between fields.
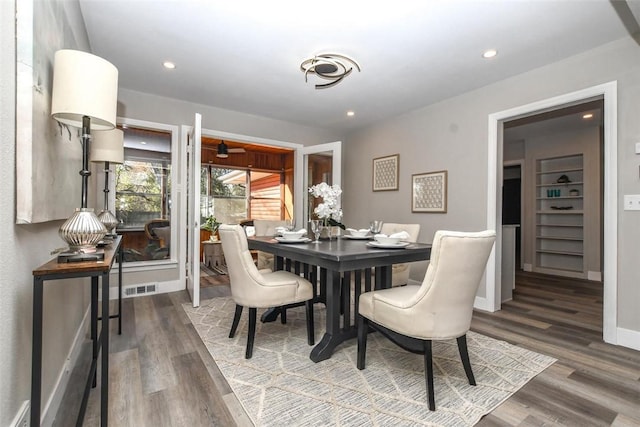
xmin=359 ymin=285 xmax=453 ymax=340
xmin=359 ymin=285 xmax=421 ymax=319
xmin=251 ymin=270 xmax=314 ymax=307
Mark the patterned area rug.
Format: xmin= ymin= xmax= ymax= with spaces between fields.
xmin=183 ymin=297 xmax=555 ymax=426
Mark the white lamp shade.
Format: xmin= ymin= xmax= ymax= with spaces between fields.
xmin=51 ymin=49 xmax=118 ymax=130
xmin=91 ymin=129 xmax=124 ymax=164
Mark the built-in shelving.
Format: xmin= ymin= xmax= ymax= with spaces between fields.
xmin=535 ymin=154 xmax=585 ymax=277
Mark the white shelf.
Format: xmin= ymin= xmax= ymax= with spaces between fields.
xmin=536 ymin=249 xmax=583 ymax=256
xmin=537 ymin=210 xmax=583 ymax=214
xmin=536 ymin=181 xmax=584 ymax=188
xmin=534 ymin=154 xmax=585 ymax=278
xmin=536 ymin=167 xmax=583 ymax=175
xmin=536 ymin=223 xmax=582 ymax=228
xmin=536 ymin=235 xmax=583 ymax=241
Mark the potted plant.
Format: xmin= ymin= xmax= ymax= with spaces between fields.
xmin=202 ymin=215 xmax=221 ymax=240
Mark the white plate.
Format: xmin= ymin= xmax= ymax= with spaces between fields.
xmin=275 ymin=237 xmax=311 ymax=244
xmin=366 ymin=241 xmax=410 ymax=249
xmin=343 ymin=235 xmax=372 ymax=240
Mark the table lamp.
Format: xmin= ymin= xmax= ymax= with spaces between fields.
xmin=51 ymin=49 xmax=118 ymax=261
xmin=90 ymin=128 xmax=124 ymax=237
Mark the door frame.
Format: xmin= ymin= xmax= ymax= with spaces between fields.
xmin=485 ymin=81 xmax=618 ymax=344
xmin=184 ymin=113 xmax=202 ymax=307
xmin=299 ymin=141 xmax=343 ymax=223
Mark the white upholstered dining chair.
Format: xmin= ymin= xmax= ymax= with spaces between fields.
xmin=253 ymin=219 xmax=288 ymax=270
xmin=379 ymin=223 xmax=421 ymax=287
xmin=357 ymin=229 xmax=496 ymax=410
xmin=219 ymin=224 xmax=315 ymax=359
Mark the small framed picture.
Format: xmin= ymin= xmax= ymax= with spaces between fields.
xmin=412 ymin=170 xmax=447 ymax=213
xmin=372 ymin=154 xmax=399 ymax=191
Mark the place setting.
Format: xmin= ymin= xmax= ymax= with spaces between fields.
xmin=341 ymin=219 xmax=382 ymax=240
xmin=366 ymin=230 xmax=412 ymax=249
xmin=274 ymin=220 xmax=312 ymax=244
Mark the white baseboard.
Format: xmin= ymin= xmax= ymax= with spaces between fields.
xmin=587 ymin=270 xmax=602 ymax=281
xmin=473 ymin=295 xmax=496 ymax=312
xmin=523 ymin=263 xmax=532 ymax=272
xmin=41 ymin=306 xmax=90 ymax=427
xmin=10 ymin=400 xmax=30 ymax=427
xmin=616 ymin=327 xmax=640 ymax=351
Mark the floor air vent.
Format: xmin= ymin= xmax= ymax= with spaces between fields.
xmin=124 ymin=283 xmax=158 ymax=297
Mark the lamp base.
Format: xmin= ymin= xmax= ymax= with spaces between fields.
xmin=57 ymin=249 xmax=105 ymax=263
xmin=59 ymin=208 xmax=107 ymax=252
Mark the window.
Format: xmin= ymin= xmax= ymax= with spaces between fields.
xmin=115 ymin=125 xmax=173 ymax=262
xmin=201 ymin=166 xmax=283 ymax=223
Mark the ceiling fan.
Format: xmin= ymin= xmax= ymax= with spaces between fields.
xmin=206 ymin=140 xmax=246 ymax=158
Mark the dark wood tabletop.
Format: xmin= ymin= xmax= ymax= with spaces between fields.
xmin=247 ymin=236 xmax=431 ymax=272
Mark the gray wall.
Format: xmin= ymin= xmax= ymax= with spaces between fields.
xmin=1 ymin=1 xmax=93 ymax=424
xmin=117 ymin=89 xmax=344 ymax=147
xmin=343 ymin=36 xmax=640 ymax=334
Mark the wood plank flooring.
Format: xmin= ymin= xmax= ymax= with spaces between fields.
xmin=55 ymin=271 xmax=640 ymax=426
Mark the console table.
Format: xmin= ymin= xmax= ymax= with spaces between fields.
xmin=31 ymin=236 xmax=123 ymax=426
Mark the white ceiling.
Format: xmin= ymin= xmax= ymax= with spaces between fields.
xmin=79 ymin=0 xmax=637 ymax=134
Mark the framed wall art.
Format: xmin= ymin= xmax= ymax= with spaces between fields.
xmin=412 ymin=170 xmax=447 ymax=213
xmin=372 ymin=154 xmax=399 ymax=191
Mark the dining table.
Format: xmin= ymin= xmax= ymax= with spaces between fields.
xmin=247 ymin=236 xmax=432 ymax=362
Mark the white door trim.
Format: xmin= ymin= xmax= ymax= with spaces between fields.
xmin=299 ymin=141 xmax=343 ymax=222
xmin=485 ymin=81 xmax=618 ymax=344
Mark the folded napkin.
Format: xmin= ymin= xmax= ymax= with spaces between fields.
xmin=390 ymin=231 xmax=410 ymax=240
xmin=347 ymin=228 xmax=370 ymax=233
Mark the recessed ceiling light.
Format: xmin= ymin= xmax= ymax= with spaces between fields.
xmin=582 ymin=113 xmax=594 ymax=119
xmin=163 ymin=61 xmax=176 ymax=69
xmin=140 ymin=141 xmax=147 ymax=145
xmin=347 ymin=111 xmax=355 ymax=117
xmin=482 ymin=49 xmax=498 ymax=59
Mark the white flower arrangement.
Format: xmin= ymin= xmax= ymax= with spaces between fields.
xmin=308 ymin=182 xmax=343 ymax=225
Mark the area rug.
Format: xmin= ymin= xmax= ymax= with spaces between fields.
xmin=183 ymin=297 xmax=555 ymax=426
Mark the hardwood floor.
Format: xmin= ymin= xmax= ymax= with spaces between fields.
xmin=55 ymin=271 xmax=640 ymax=426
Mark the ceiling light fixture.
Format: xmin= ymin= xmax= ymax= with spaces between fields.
xmin=163 ymin=61 xmax=176 ymax=69
xmin=582 ymin=113 xmax=594 ymax=119
xmin=482 ymin=49 xmax=498 ymax=59
xmin=300 ymin=53 xmax=361 ymax=89
xmin=217 ymin=141 xmax=229 ymax=158
xmin=347 ymin=111 xmax=355 ymax=117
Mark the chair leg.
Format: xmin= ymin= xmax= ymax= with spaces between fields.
xmin=356 ymin=315 xmax=368 ymax=370
xmin=280 ymin=307 xmax=287 ymax=324
xmin=424 ymin=340 xmax=435 ymax=411
xmin=457 ymin=334 xmax=476 ymax=386
xmin=305 ymin=300 xmax=315 ymax=345
xmin=229 ymin=304 xmax=243 ymax=338
xmin=245 ymin=308 xmax=257 ymax=359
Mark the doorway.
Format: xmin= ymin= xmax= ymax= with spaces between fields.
xmin=486 ymin=82 xmax=618 ymax=344
xmin=502 ymin=164 xmax=522 ymax=269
